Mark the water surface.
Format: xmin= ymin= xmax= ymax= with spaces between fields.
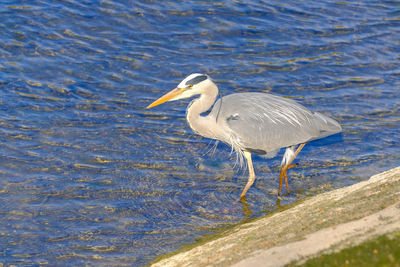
xmin=0 ymin=0 xmax=399 ymax=266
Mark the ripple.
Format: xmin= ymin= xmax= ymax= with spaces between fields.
xmin=0 ymin=0 xmax=400 ymax=266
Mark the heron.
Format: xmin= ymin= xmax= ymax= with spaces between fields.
xmin=146 ymin=73 xmax=342 ymax=198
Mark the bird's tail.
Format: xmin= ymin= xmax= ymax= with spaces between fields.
xmin=313 ymin=112 xmax=342 ymax=138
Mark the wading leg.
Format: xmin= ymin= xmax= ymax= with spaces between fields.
xmin=240 ymin=151 xmax=255 ymax=198
xmin=278 ymin=143 xmax=307 ymax=195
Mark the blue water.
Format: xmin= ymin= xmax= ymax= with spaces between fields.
xmin=0 ymin=0 xmax=399 ymax=266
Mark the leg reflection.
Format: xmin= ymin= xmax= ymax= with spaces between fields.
xmin=239 ymin=196 xmax=253 ymax=218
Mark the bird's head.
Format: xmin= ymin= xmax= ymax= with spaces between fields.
xmin=146 ymin=73 xmax=213 ymax=109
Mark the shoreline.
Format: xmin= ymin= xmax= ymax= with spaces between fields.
xmin=151 ymin=166 xmax=400 ymax=266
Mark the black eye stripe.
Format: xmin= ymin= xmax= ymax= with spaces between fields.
xmin=185 ymin=75 xmax=207 ymax=86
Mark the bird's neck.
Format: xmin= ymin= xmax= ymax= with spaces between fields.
xmin=186 ymin=83 xmax=219 ymax=139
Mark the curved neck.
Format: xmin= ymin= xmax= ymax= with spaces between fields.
xmin=186 ymin=83 xmax=219 ymax=139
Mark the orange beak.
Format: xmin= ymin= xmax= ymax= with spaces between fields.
xmin=146 ymin=88 xmax=182 ymax=109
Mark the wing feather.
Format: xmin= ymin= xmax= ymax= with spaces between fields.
xmin=210 ymin=93 xmax=333 ymax=153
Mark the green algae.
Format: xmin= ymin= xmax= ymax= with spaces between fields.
xmin=296 ymin=231 xmax=400 ymax=267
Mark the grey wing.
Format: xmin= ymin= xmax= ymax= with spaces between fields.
xmin=211 ymin=93 xmax=341 ymax=154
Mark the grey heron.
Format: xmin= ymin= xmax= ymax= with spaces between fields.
xmin=147 ymin=73 xmax=342 ymax=198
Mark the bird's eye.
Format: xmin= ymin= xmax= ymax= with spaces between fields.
xmin=188 ymin=84 xmax=193 ymax=88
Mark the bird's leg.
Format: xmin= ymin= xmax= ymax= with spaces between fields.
xmin=283 ymin=167 xmax=290 ymax=194
xmin=278 ymin=165 xmax=290 ymax=195
xmin=240 ymin=151 xmax=255 ymax=198
xmin=294 ymin=143 xmax=306 ymax=158
xmin=287 ymin=163 xmax=299 ymax=170
xmin=278 ymin=143 xmax=307 ymax=195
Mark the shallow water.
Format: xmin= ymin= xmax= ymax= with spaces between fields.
xmin=0 ymin=0 xmax=399 ymax=266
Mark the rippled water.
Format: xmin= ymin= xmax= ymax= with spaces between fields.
xmin=0 ymin=0 xmax=399 ymax=266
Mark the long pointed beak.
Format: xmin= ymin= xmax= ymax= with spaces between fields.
xmin=146 ymin=88 xmax=182 ymax=109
